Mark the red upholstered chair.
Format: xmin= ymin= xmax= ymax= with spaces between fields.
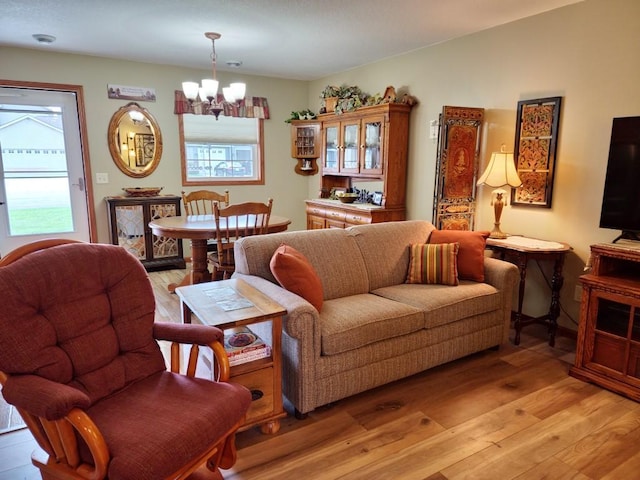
xmin=0 ymin=239 xmax=251 ymax=480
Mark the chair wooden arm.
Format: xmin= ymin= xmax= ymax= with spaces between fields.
xmin=168 ymin=339 xmax=230 ymax=382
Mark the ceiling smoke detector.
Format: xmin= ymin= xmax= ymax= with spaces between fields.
xmin=32 ymin=34 xmax=56 ymax=44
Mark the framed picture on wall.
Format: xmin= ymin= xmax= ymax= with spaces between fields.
xmin=511 ymin=96 xmax=562 ymax=208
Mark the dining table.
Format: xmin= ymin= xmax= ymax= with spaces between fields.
xmin=149 ymin=213 xmax=291 ymax=292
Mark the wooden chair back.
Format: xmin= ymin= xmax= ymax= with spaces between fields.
xmin=212 ymin=199 xmax=273 ymax=280
xmin=182 ymin=189 xmax=230 ymax=215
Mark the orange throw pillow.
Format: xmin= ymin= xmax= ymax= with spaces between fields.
xmin=270 ymin=244 xmax=323 ymax=312
xmin=429 ymin=230 xmax=490 ymax=282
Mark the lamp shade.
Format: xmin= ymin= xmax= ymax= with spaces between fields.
xmin=476 ymin=151 xmax=522 ymax=188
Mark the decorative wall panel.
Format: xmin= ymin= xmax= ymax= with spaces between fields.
xmin=511 ymin=96 xmax=562 ymax=208
xmin=433 ymin=106 xmax=484 ymax=230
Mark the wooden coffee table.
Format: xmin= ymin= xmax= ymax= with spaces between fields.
xmin=175 ymin=278 xmax=287 ymax=434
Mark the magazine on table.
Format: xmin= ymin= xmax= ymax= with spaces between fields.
xmin=224 ymin=326 xmax=271 ymax=365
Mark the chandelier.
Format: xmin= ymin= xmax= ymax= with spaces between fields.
xmin=182 ymin=32 xmax=246 ymax=120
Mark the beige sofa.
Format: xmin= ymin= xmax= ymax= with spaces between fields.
xmin=233 ymin=220 xmax=519 ymax=416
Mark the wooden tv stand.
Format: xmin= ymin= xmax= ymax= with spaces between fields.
xmin=570 ymin=241 xmax=640 ymax=401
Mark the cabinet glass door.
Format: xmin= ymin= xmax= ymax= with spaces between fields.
xmin=114 ymin=205 xmax=145 ymax=259
xmin=292 ymin=124 xmax=319 ymax=158
xmin=150 ymin=202 xmax=180 ymax=259
xmin=323 ymin=124 xmax=339 ymax=172
xmin=361 ymin=117 xmax=384 ymax=175
xmin=341 ymin=121 xmax=360 ymax=173
xmin=592 ymin=293 xmax=640 ymax=380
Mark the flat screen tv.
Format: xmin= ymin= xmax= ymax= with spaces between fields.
xmin=599 ymin=116 xmax=640 ymax=242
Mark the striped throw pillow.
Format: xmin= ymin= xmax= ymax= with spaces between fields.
xmin=406 ymin=243 xmax=459 ymax=285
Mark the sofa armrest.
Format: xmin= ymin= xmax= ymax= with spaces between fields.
xmin=483 ymin=256 xmax=519 ymax=292
xmin=483 ymin=256 xmax=519 ymax=343
xmin=232 ymin=273 xmax=320 ymax=340
xmin=233 ymin=272 xmax=321 ymax=414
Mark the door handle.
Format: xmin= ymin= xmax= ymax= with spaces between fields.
xmin=72 ymin=177 xmax=85 ymax=192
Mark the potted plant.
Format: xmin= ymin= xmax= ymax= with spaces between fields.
xmin=284 ymin=109 xmax=316 ymax=123
xmin=320 ymin=85 xmax=341 ymax=113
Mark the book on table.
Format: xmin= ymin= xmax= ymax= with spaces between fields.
xmin=224 ymin=326 xmax=271 ymax=366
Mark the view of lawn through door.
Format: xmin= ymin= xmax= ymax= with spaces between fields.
xmin=0 ymin=86 xmax=90 ymax=255
xmin=1 ymin=105 xmax=73 ymax=235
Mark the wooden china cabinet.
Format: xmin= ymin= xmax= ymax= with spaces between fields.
xmin=570 ymin=242 xmax=640 ymax=401
xmin=305 ymin=102 xmax=412 ymax=229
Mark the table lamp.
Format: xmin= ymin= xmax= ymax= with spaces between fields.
xmin=476 ymin=145 xmax=522 ymax=239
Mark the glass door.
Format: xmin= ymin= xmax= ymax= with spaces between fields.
xmin=340 ymin=121 xmax=360 ymax=174
xmin=0 ymin=87 xmax=90 ymax=255
xmin=322 ymin=122 xmax=339 ymax=173
xmin=361 ymin=116 xmax=384 ymax=175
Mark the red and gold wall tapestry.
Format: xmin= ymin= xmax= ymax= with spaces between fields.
xmin=433 ymin=106 xmax=484 ymax=230
xmin=511 ymin=97 xmax=562 ymax=208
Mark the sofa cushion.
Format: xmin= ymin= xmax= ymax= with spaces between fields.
xmin=406 ymin=242 xmax=459 ymax=285
xmin=319 ymin=294 xmax=424 ymax=355
xmin=234 ymin=228 xmax=369 ymax=300
xmin=372 ymin=281 xmax=501 ymax=329
xmin=348 ymin=220 xmax=436 ymax=291
xmin=270 ymin=244 xmax=323 ymax=311
xmin=429 ymin=230 xmax=490 ymax=282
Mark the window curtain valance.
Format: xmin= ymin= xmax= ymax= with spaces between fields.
xmin=174 ymin=90 xmax=270 ymax=119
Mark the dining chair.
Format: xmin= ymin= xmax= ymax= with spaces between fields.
xmin=182 ymin=190 xmax=230 ymax=215
xmin=0 ymin=239 xmax=251 ymax=480
xmin=182 ymin=190 xmax=231 ymax=253
xmin=211 ymin=198 xmax=273 ymax=280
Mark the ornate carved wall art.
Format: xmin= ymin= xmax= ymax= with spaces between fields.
xmin=511 ymin=96 xmax=562 ymax=208
xmin=433 ymin=106 xmax=485 ymax=230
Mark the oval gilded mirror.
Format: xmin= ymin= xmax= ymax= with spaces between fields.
xmin=108 ymin=102 xmax=163 ymax=178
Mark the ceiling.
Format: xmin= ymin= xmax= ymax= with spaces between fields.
xmin=1 ymin=0 xmax=583 ymax=81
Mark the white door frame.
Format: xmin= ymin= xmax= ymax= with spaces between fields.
xmin=0 ymin=80 xmax=96 ymax=254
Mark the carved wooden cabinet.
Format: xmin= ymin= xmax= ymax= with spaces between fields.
xmin=570 ymin=242 xmax=640 ymax=401
xmin=308 ymin=103 xmax=412 ymax=229
xmin=290 ymin=120 xmax=320 ymax=175
xmin=106 ymin=195 xmax=185 ymax=271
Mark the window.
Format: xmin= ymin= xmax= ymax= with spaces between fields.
xmin=180 ymin=114 xmax=264 ymax=185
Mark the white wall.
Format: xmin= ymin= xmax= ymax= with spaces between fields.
xmin=308 ymin=0 xmax=640 ymax=331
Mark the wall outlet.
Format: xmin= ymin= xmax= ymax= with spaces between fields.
xmin=574 ymin=285 xmax=582 ymax=302
xmin=96 ymin=173 xmax=109 ymax=184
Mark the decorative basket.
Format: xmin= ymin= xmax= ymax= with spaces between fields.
xmin=123 ymin=187 xmax=163 ymax=197
xmin=324 ymin=97 xmax=338 ymax=113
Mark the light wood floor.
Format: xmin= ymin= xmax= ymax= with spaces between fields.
xmin=2 ymin=268 xmax=640 ymax=480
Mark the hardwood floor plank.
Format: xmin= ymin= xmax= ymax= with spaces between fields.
xmin=600 ymin=448 xmax=640 ymax=479
xmin=226 ymin=410 xmax=367 ymax=478
xmin=511 ymin=456 xmax=590 ymax=480
xmin=555 ymin=405 xmax=640 ymax=478
xmin=322 ymin=392 xmax=543 ymax=479
xmin=440 ymin=389 xmax=630 ymax=479
xmin=229 ymin=411 xmax=445 ymax=479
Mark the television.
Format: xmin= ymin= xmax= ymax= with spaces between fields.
xmin=599 ymin=116 xmax=640 ymax=242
